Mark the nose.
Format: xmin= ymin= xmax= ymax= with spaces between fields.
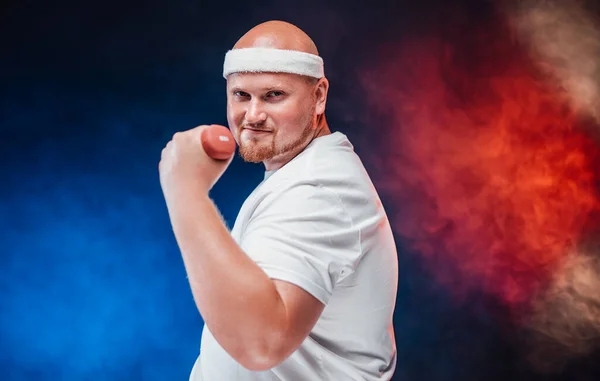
xmin=245 ymin=99 xmax=267 ymax=125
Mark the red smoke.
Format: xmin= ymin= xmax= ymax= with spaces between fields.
xmin=361 ymin=11 xmax=600 ymax=313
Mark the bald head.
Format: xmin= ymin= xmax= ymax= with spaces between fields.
xmin=233 ymin=20 xmax=319 ymax=56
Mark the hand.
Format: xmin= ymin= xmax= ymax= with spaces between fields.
xmin=159 ymin=125 xmax=234 ymax=201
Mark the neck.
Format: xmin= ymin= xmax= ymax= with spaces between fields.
xmin=314 ymin=113 xmax=330 ymax=139
xmin=263 ymin=115 xmax=331 ymax=171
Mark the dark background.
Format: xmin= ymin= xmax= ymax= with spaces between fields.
xmin=2 ymin=0 xmax=599 ymax=380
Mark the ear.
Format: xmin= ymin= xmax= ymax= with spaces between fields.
xmin=314 ymin=77 xmax=329 ymax=116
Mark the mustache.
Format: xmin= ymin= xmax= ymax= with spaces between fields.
xmin=240 ymin=124 xmax=273 ymax=132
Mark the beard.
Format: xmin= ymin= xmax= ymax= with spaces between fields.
xmin=237 ymin=107 xmax=316 ymax=164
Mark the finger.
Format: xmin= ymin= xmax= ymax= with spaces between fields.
xmin=189 ymin=125 xmax=210 ymax=144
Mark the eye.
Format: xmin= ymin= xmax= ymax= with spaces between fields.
xmin=233 ymin=91 xmax=250 ymax=99
xmin=266 ymin=91 xmax=285 ymax=99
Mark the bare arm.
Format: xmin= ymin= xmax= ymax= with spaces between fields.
xmin=167 ymin=190 xmax=325 ymax=371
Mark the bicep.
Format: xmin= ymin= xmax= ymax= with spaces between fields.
xmin=241 ymin=184 xmax=360 ymax=364
xmin=272 ymin=279 xmax=326 ymax=360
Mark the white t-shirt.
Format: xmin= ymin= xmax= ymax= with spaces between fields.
xmin=189 ymin=132 xmax=398 ymax=381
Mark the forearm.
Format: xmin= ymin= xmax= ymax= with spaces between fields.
xmin=165 ymin=187 xmax=286 ymax=369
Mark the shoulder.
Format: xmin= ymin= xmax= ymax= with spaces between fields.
xmin=255 ymin=180 xmax=350 ymax=223
xmin=251 ymin=133 xmax=380 ymax=219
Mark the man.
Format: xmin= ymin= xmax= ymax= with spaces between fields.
xmin=159 ymin=20 xmax=399 ymax=380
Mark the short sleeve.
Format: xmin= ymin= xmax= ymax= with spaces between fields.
xmin=239 ymin=183 xmax=361 ymax=305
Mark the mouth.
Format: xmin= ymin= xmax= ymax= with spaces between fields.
xmin=243 ymin=127 xmax=272 ymax=133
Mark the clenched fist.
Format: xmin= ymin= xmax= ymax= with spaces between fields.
xmin=159 ymin=125 xmax=235 ymax=202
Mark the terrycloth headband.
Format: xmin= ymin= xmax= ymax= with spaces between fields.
xmin=223 ymin=47 xmax=325 ymax=79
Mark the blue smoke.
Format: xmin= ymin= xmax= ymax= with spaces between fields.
xmin=0 ymin=88 xmax=263 ymax=380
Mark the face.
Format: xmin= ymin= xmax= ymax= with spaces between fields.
xmin=226 ymin=72 xmax=320 ymax=169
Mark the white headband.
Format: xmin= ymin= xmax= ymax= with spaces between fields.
xmin=223 ymin=47 xmax=324 ymax=79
